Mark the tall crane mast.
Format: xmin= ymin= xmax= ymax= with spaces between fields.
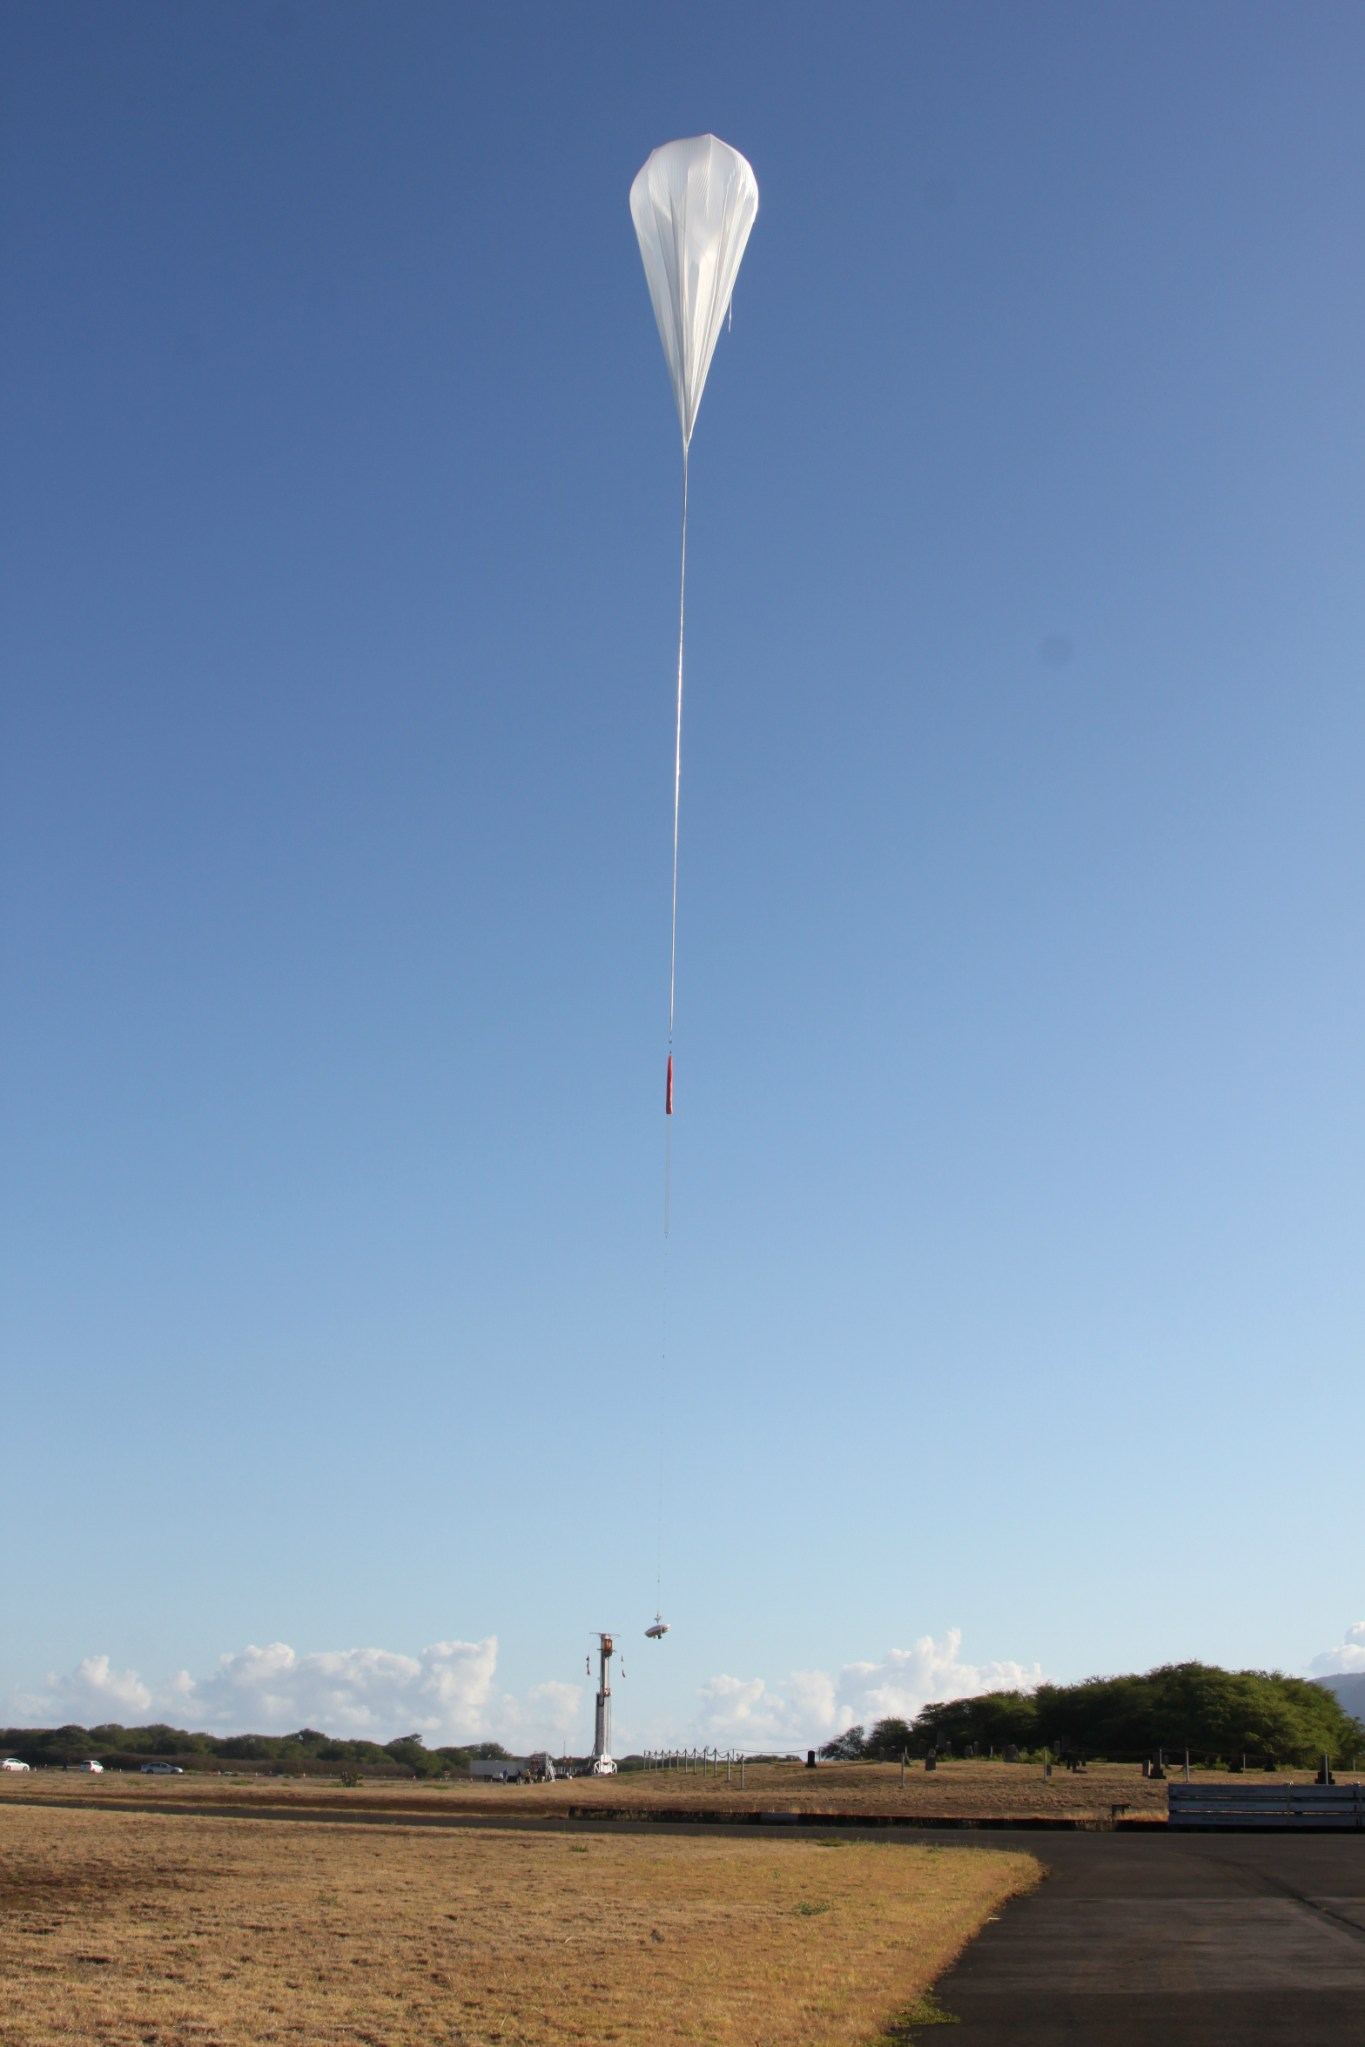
xmin=590 ymin=1633 xmax=617 ymax=1775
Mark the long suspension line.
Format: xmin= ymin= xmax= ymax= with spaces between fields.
xmin=655 ymin=1225 xmax=669 ymax=1618
xmin=664 ymin=443 xmax=689 ymax=1162
xmin=656 ymin=443 xmax=689 ymax=1633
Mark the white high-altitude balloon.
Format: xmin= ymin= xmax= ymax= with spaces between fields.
xmin=630 ymin=134 xmax=759 ymax=448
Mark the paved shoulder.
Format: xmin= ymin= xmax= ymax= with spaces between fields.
xmin=923 ymin=1830 xmax=1365 ymax=2046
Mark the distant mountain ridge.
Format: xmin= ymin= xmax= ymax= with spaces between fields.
xmin=1314 ymin=1671 xmax=1365 ymax=1722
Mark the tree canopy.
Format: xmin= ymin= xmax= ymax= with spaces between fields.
xmin=0 ymin=1721 xmax=501 ymax=1775
xmin=818 ymin=1718 xmax=914 ymax=1762
xmin=909 ymin=1663 xmax=1364 ymax=1765
xmin=815 ymin=1667 xmax=1363 ymax=1768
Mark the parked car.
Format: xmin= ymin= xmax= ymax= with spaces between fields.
xmin=72 ymin=1760 xmax=104 ymax=1773
xmin=1 ymin=1758 xmax=31 ymax=1772
xmin=140 ymin=1763 xmax=185 ymax=1775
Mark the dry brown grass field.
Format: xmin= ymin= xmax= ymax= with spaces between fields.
xmin=0 ymin=1803 xmax=1035 ymax=2046
xmin=6 ymin=1755 xmax=1339 ymax=1826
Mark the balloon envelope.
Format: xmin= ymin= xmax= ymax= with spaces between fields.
xmin=630 ymin=135 xmax=759 ymax=449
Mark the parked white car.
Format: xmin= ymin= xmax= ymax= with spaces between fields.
xmin=1 ymin=1758 xmax=31 ymax=1772
xmin=72 ymin=1759 xmax=104 ymax=1773
xmin=140 ymin=1763 xmax=184 ymax=1775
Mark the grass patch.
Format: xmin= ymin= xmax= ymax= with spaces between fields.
xmin=0 ymin=1805 xmax=1035 ymax=2044
xmin=882 ymin=1987 xmax=962 ymax=2033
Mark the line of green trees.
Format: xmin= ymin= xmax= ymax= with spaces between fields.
xmin=0 ymin=1723 xmax=514 ymax=1775
xmin=818 ymin=1664 xmax=1365 ymax=1768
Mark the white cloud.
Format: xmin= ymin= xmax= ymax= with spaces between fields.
xmin=695 ymin=1673 xmax=771 ymax=1734
xmin=184 ymin=1638 xmax=501 ymax=1740
xmin=695 ymin=1629 xmax=1046 ymax=1747
xmin=7 ymin=1637 xmax=588 ymax=1751
xmin=510 ymin=1681 xmax=584 ymax=1744
xmin=11 ymin=1655 xmax=154 ymax=1725
xmin=1308 ymin=1622 xmax=1365 ymax=1675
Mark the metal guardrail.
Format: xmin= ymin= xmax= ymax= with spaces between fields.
xmin=1168 ymin=1782 xmax=1365 ymax=1830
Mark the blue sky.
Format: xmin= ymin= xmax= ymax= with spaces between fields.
xmin=3 ymin=1 xmax=1362 ymax=1750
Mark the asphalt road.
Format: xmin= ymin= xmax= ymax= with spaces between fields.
xmin=922 ymin=1828 xmax=1365 ymax=2045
